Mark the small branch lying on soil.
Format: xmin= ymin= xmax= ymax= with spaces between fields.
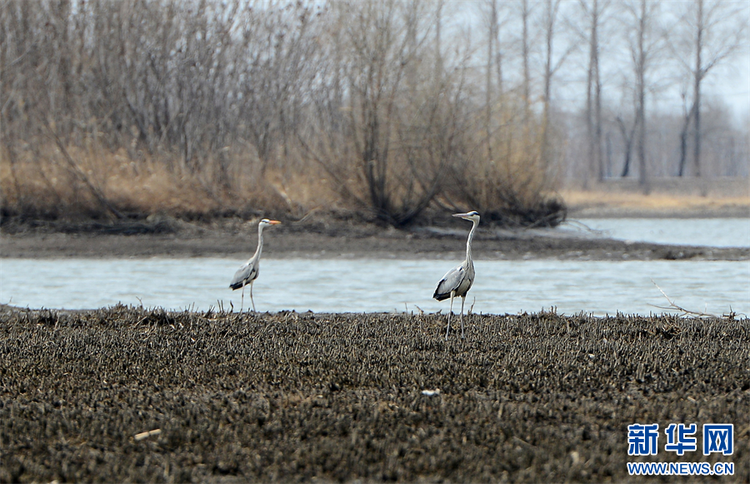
xmin=134 ymin=429 xmax=162 ymax=442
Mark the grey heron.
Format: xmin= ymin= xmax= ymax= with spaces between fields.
xmin=230 ymin=218 xmax=281 ymax=312
xmin=433 ymin=211 xmax=480 ymax=339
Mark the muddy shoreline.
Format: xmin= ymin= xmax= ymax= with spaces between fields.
xmin=2 ymin=216 xmax=748 ymax=260
xmin=1 ymin=306 xmax=748 ymax=482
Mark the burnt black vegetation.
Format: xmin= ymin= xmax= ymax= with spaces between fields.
xmin=1 ymin=305 xmax=748 ymax=483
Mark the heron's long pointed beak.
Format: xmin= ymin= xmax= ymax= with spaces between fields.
xmin=269 ymin=220 xmax=282 ymax=225
xmin=452 ymin=212 xmax=472 ymax=219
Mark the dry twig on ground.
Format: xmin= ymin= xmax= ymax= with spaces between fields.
xmin=649 ymin=278 xmax=738 ymax=319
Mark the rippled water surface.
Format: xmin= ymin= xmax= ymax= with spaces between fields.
xmin=3 ymin=257 xmax=748 ymax=316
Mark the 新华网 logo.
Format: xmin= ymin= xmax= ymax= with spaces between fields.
xmin=626 ymin=423 xmax=734 ymax=476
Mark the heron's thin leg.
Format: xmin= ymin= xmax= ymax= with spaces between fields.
xmin=250 ymin=281 xmax=256 ymax=312
xmin=446 ymin=291 xmax=455 ymax=340
xmin=460 ymin=296 xmax=466 ymax=339
xmin=240 ymin=285 xmax=245 ymax=313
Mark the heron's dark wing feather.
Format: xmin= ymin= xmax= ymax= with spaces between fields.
xmin=433 ymin=265 xmax=465 ymax=301
xmin=230 ymin=260 xmax=259 ymax=290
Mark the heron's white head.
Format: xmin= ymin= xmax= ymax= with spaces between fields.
xmin=259 ymin=218 xmax=282 ymax=227
xmin=453 ymin=211 xmax=480 ymax=223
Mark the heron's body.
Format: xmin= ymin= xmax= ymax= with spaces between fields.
xmin=434 ymin=260 xmax=475 ymax=301
xmin=230 ymin=255 xmax=260 ymax=291
xmin=230 ymin=218 xmax=280 ymax=311
xmin=433 ymin=211 xmax=480 ymax=339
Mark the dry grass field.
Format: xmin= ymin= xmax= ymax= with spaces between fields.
xmin=1 ymin=305 xmax=748 ymax=483
xmin=562 ymin=177 xmax=750 ymax=218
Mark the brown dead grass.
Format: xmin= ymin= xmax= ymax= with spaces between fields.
xmin=0 ymin=144 xmax=334 ymax=220
xmin=561 ymin=178 xmax=750 ymax=217
xmin=3 ymin=141 xmax=747 ymax=224
xmin=2 ymin=147 xmax=219 ymax=217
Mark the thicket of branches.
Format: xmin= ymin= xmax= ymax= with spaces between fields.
xmin=0 ymin=0 xmax=570 ymax=227
xmin=1 ymin=0 xmax=745 ymax=227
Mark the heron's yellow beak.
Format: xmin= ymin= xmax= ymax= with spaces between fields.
xmin=269 ymin=220 xmax=282 ymax=225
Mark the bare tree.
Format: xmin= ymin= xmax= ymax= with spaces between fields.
xmin=234 ymin=2 xmax=320 ymax=177
xmin=615 ymin=113 xmax=638 ymax=177
xmin=299 ymin=0 xmax=470 ymax=226
xmin=577 ymin=0 xmax=612 ymax=185
xmin=435 ymin=0 xmax=444 ymax=78
xmin=621 ymin=0 xmax=664 ymax=190
xmin=484 ymin=0 xmax=500 ymax=166
xmin=476 ymin=0 xmax=511 ymax=169
xmin=676 ymin=81 xmax=693 ymax=176
xmin=671 ymin=0 xmax=747 ymax=179
xmin=539 ymin=0 xmax=576 ymax=171
xmin=520 ymin=0 xmax=534 ymax=127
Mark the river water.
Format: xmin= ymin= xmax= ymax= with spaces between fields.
xmin=2 ymin=258 xmax=748 ymax=317
xmin=572 ymin=218 xmax=750 ymax=248
xmin=2 ymin=218 xmax=749 ymax=316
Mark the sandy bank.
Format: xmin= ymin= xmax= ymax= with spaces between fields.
xmin=2 ymin=215 xmax=748 ymax=261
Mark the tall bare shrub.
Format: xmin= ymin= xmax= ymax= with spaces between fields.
xmin=298 ymin=0 xmax=472 ymax=226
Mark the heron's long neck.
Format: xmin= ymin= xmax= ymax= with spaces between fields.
xmin=253 ymin=225 xmax=265 ymax=260
xmin=465 ymin=220 xmax=477 ymax=263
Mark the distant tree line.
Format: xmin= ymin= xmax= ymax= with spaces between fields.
xmin=558 ymin=0 xmax=748 ymax=186
xmin=0 ymin=0 xmax=747 ymax=226
xmin=475 ymin=0 xmax=747 ymax=189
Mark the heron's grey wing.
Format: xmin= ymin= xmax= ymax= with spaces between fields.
xmin=230 ymin=259 xmax=258 ymax=290
xmin=433 ymin=264 xmax=465 ymax=301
